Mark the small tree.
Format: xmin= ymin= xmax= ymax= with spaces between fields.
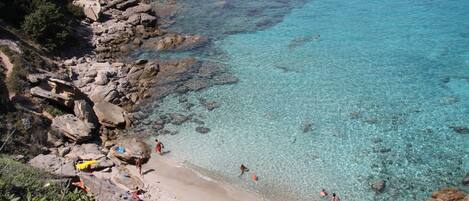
xmin=21 ymin=1 xmax=71 ymax=51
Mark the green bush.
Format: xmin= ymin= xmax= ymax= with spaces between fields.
xmin=44 ymin=104 xmax=66 ymax=117
xmin=21 ymin=0 xmax=71 ymax=51
xmin=0 ymin=156 xmax=94 ymax=201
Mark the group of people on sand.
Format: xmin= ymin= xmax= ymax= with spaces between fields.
xmin=135 ymin=139 xmax=165 ymax=176
xmin=131 ymin=139 xmax=166 ymax=201
xmin=320 ymin=189 xmax=341 ymax=201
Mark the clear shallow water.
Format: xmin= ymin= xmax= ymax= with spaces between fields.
xmin=141 ymin=0 xmax=469 ymax=200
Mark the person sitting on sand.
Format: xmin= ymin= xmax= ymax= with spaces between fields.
xmin=320 ymin=189 xmax=328 ymax=197
xmin=240 ymin=164 xmax=249 ymax=176
xmin=155 ymin=139 xmax=165 ymax=155
xmin=331 ymin=193 xmax=340 ymax=201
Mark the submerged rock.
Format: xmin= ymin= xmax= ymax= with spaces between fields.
xmin=196 ymin=126 xmax=210 ymax=134
xmin=429 ymin=188 xmax=466 ymax=201
xmin=199 ymin=98 xmax=219 ymax=111
xmin=449 ymin=126 xmax=469 ymax=134
xmin=170 ymin=113 xmax=189 ymax=125
xmin=463 ymin=172 xmax=469 ymax=185
xmin=371 ymin=179 xmax=386 ymax=192
xmin=301 ymin=121 xmax=313 ymax=133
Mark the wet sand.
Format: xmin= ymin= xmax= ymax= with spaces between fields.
xmin=127 ymin=154 xmax=266 ymax=201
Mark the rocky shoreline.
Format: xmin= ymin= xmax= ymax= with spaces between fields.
xmin=1 ymin=0 xmax=468 ymax=200
xmin=0 ymin=0 xmax=240 ymax=200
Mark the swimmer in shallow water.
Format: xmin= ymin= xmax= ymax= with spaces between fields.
xmin=240 ymin=164 xmax=249 ymax=176
xmin=331 ymin=193 xmax=340 ymax=201
xmin=320 ymin=189 xmax=328 ymax=197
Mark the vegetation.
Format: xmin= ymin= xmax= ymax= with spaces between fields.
xmin=44 ymin=104 xmax=66 ymax=117
xmin=0 ymin=0 xmax=83 ymax=51
xmin=21 ymin=1 xmax=71 ymax=51
xmin=0 ymin=45 xmax=29 ymax=95
xmin=0 ymin=155 xmax=93 ymax=201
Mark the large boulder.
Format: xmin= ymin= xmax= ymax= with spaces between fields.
xmin=51 ymin=114 xmax=94 ymax=142
xmin=79 ymin=173 xmax=126 ymax=201
xmin=429 ymin=188 xmax=466 ymax=201
xmin=73 ymin=0 xmax=101 ymax=21
xmin=140 ymin=13 xmax=157 ymax=27
xmin=29 ymin=154 xmax=77 ymax=177
xmin=65 ymin=143 xmax=105 ymax=160
xmin=93 ymin=101 xmax=126 ymax=127
xmin=109 ymin=138 xmax=151 ymax=164
xmin=122 ymin=3 xmax=152 ymax=17
xmin=74 ymin=100 xmax=98 ymax=124
xmin=112 ymin=166 xmax=144 ymax=190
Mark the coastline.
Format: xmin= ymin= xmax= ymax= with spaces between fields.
xmin=129 ymin=152 xmax=266 ymax=201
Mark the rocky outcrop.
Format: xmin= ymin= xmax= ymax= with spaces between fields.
xmin=79 ymin=173 xmax=126 ymax=201
xmin=51 ymin=114 xmax=94 ymax=142
xmin=93 ymin=101 xmax=126 ymax=128
xmin=73 ymin=0 xmax=101 ymax=21
xmin=65 ymin=143 xmax=105 ymax=160
xmin=74 ymin=99 xmax=98 ymax=124
xmin=428 ymin=188 xmax=466 ymax=201
xmin=31 ymin=78 xmax=83 ymax=108
xmin=108 ymin=138 xmax=151 ymax=164
xmin=29 ymin=154 xmax=77 ymax=177
xmin=149 ymin=34 xmax=207 ymax=51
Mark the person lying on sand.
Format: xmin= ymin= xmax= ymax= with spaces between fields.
xmin=131 ymin=187 xmax=145 ymax=201
xmin=240 ymin=164 xmax=249 ymax=176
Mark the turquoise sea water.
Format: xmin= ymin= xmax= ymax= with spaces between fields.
xmin=141 ymin=0 xmax=469 ymax=200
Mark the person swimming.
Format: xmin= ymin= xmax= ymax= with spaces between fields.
xmin=320 ymin=189 xmax=328 ymax=197
xmin=240 ymin=164 xmax=249 ymax=176
xmin=331 ymin=193 xmax=340 ymax=201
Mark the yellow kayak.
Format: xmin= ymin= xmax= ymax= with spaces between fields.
xmin=75 ymin=160 xmax=97 ymax=171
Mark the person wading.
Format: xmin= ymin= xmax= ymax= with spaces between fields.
xmin=240 ymin=164 xmax=249 ymax=176
xmin=155 ymin=139 xmax=165 ymax=155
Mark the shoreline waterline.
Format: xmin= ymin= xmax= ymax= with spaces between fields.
xmin=135 ymin=148 xmax=269 ymax=201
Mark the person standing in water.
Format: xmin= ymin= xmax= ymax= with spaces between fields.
xmin=240 ymin=164 xmax=249 ymax=176
xmin=331 ymin=193 xmax=340 ymax=201
xmin=155 ymin=139 xmax=164 ymax=155
xmin=320 ymin=189 xmax=328 ymax=197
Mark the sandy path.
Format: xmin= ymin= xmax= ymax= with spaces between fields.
xmin=125 ymin=154 xmax=266 ymax=201
xmin=0 ymin=50 xmax=15 ymax=99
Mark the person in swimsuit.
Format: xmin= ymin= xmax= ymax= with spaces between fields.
xmin=331 ymin=193 xmax=340 ymax=201
xmin=155 ymin=139 xmax=164 ymax=155
xmin=240 ymin=164 xmax=249 ymax=176
xmin=320 ymin=189 xmax=328 ymax=197
xmin=135 ymin=158 xmax=142 ymax=175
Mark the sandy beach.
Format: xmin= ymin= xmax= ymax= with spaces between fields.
xmin=124 ymin=153 xmax=266 ymax=201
